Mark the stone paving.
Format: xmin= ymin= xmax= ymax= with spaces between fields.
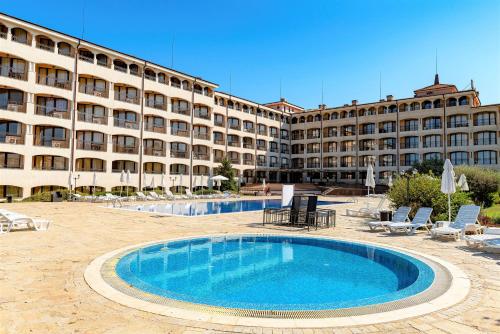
xmin=0 ymin=196 xmax=498 ymax=334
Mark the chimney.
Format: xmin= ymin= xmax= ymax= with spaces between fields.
xmin=280 ymin=97 xmax=286 ymax=102
xmin=352 ymin=99 xmax=357 ymax=105
xmin=318 ymin=104 xmax=326 ymax=110
xmin=386 ymin=95 xmax=393 ymax=101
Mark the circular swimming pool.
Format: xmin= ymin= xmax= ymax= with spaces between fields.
xmin=113 ymin=235 xmax=435 ymax=312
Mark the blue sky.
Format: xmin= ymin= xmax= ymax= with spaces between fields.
xmin=3 ymin=0 xmax=499 ymax=108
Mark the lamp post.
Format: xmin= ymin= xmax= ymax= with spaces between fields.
xmin=73 ymin=174 xmax=81 ymax=193
xmin=400 ymin=169 xmax=417 ymax=206
xmin=169 ymin=176 xmax=176 ymax=193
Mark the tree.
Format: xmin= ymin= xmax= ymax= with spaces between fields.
xmin=412 ymin=159 xmax=444 ymax=176
xmin=213 ymin=158 xmax=237 ymax=191
xmin=455 ymin=165 xmax=500 ymax=207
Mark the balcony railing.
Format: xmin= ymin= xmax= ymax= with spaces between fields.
xmin=172 ymin=107 xmax=190 ymax=116
xmin=193 ymin=153 xmax=210 ymax=160
xmin=78 ymin=54 xmax=94 ymax=63
xmin=307 ymin=163 xmax=321 ymax=168
xmin=0 ymin=102 xmax=26 ymax=113
xmin=78 ymin=112 xmax=108 ymax=125
xmin=34 ymin=137 xmax=69 ymax=148
xmin=12 ymin=35 xmax=32 ymax=45
xmin=76 ymin=140 xmax=106 ymax=152
xmin=194 ymin=112 xmax=210 ymax=120
xmin=0 ymin=65 xmax=28 ymax=81
xmin=0 ymin=134 xmax=25 ymax=145
xmin=58 ymin=48 xmax=75 ymax=57
xmin=400 ymin=143 xmax=419 ymax=149
xmin=281 ymin=149 xmax=290 ymax=154
xmin=229 ymin=124 xmax=241 ymax=131
xmin=291 ymin=134 xmax=304 ymax=140
xmin=423 ymin=124 xmax=442 ymax=130
xmin=423 ymin=141 xmax=442 ymax=148
xmin=401 ymin=125 xmax=419 ymax=132
xmin=214 ymin=121 xmax=225 ymax=127
xmin=113 ymin=144 xmax=139 ymax=154
xmin=292 ymin=163 xmax=304 ymax=169
xmin=378 ymin=128 xmax=396 ymax=134
xmin=379 ymin=144 xmax=396 ymax=150
xmin=213 ymin=139 xmax=225 ymax=145
xmin=171 ymin=129 xmax=189 ymax=137
xmin=79 ymin=85 xmax=108 ymax=98
xmin=145 ymin=101 xmax=167 ymax=110
xmin=257 ymin=160 xmax=266 ymax=167
xmin=37 ymin=76 xmax=72 ymax=90
xmin=474 ymin=139 xmax=497 ymax=145
xmin=269 ymin=162 xmax=280 ymax=167
xmin=307 ymin=134 xmax=320 ymax=139
xmin=114 ymin=94 xmax=140 ymax=105
xmin=144 ymin=147 xmax=166 ymax=157
xmin=228 ymin=141 xmax=240 ymax=147
xmin=243 ymin=143 xmax=254 ymax=149
xmin=257 ymin=145 xmax=267 ymax=151
xmin=281 ymin=135 xmax=289 ymax=140
xmin=230 ymin=158 xmax=241 ymax=164
xmin=35 ymin=105 xmax=71 ymax=119
xmin=359 ymin=129 xmax=375 ymax=135
xmin=447 ymin=121 xmax=469 ymax=128
xmin=270 ymin=133 xmax=279 ymax=139
xmin=193 ymin=132 xmax=210 ymax=140
xmin=144 ymin=124 xmax=166 ymax=133
xmin=448 ymin=140 xmax=468 ymax=147
xmin=170 ymin=151 xmax=188 ymax=159
xmin=213 ymin=156 xmax=223 ymax=163
xmin=36 ymin=43 xmax=55 ymax=52
xmin=243 ymin=127 xmax=255 ymax=133
xmin=114 ymin=118 xmax=139 ymax=130
xmin=474 ymin=119 xmax=496 ymax=126
xmin=281 ymin=163 xmax=290 ymax=168
xmin=243 ymin=159 xmax=254 ymax=165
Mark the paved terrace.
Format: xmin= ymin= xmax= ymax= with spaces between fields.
xmin=0 ymin=197 xmax=498 ymax=334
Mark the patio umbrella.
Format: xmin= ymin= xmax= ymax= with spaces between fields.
xmin=262 ymin=179 xmax=266 ymax=194
xmin=143 ymin=173 xmax=148 ymax=191
xmin=92 ymin=171 xmax=97 ymax=198
xmin=387 ymin=175 xmax=393 ymax=187
xmin=120 ymin=170 xmax=125 ymax=196
xmin=160 ymin=173 xmax=166 ymax=196
xmin=441 ymin=159 xmax=456 ymax=222
xmin=150 ymin=176 xmax=155 ymax=190
xmin=457 ymin=174 xmax=469 ymax=191
xmin=126 ymin=170 xmax=131 ymax=197
xmin=365 ymin=164 xmax=376 ymax=196
xmin=179 ymin=173 xmax=183 ymax=194
xmin=68 ymin=172 xmax=73 ymax=191
xmin=211 ymin=175 xmax=228 ymax=191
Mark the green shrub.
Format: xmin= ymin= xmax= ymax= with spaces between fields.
xmin=454 ymin=166 xmax=500 ymax=207
xmin=213 ymin=158 xmax=237 ymax=191
xmin=22 ymin=189 xmax=74 ymax=202
xmin=412 ymin=159 xmax=444 ymax=176
xmin=387 ymin=173 xmax=472 ymax=220
xmin=193 ymin=188 xmax=219 ymax=195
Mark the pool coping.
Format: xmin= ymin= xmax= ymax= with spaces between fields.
xmin=103 ymin=199 xmax=344 ymax=218
xmin=84 ymin=233 xmax=470 ymax=328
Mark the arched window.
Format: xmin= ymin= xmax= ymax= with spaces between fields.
xmin=57 ymin=42 xmax=73 ymax=57
xmin=11 ymin=28 xmax=30 ymax=45
xmin=144 ymin=69 xmax=156 ymax=81
xmin=113 ymin=59 xmax=127 ymax=72
xmin=96 ymin=54 xmax=109 ymax=67
xmin=78 ymin=49 xmax=94 ymax=63
xmin=129 ymin=64 xmax=140 ymax=76
xmin=458 ymin=96 xmax=469 ymax=106
xmin=422 ymin=100 xmax=432 ymax=109
xmin=170 ymin=76 xmax=181 ymax=88
xmin=323 ymin=113 xmax=330 ymax=120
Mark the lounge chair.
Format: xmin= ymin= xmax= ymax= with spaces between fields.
xmin=480 ymin=238 xmax=500 ymax=253
xmin=346 ymin=196 xmax=386 ymax=218
xmin=136 ymin=191 xmax=155 ymax=201
xmin=387 ymin=207 xmax=433 ymax=235
xmin=149 ymin=191 xmax=169 ymax=200
xmin=465 ymin=227 xmax=500 ymax=248
xmin=366 ymin=206 xmax=411 ymax=231
xmin=0 ymin=210 xmax=50 ymax=233
xmin=185 ymin=189 xmax=199 ymax=199
xmin=165 ymin=190 xmax=188 ymax=200
xmin=430 ymin=205 xmax=481 ymax=241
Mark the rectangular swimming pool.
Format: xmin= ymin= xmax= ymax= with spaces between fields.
xmin=118 ymin=199 xmax=343 ymax=217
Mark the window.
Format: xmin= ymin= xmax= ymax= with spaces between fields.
xmin=448 ymin=133 xmax=468 ymax=146
xmin=112 ymin=160 xmax=137 ymax=173
xmin=475 ymin=112 xmax=496 ymax=126
xmin=379 ymin=122 xmax=396 ymax=133
xmin=144 ymin=162 xmax=165 ymax=174
xmin=475 ymin=151 xmax=497 ymax=165
xmin=402 ymin=136 xmax=419 ymax=149
xmin=32 ymin=155 xmax=67 ymax=170
xmin=424 ymin=152 xmax=442 ymax=161
xmin=76 ymin=158 xmax=105 ymax=172
xmin=450 ymin=152 xmax=468 ymax=165
xmin=214 ymin=114 xmax=224 ymax=126
xmin=402 ymin=153 xmax=419 ymax=166
xmin=475 ymin=132 xmax=497 ymax=145
xmin=0 ymin=152 xmax=23 ymax=168
xmin=423 ymin=117 xmax=442 ymax=130
xmin=423 ymin=135 xmax=442 ymax=148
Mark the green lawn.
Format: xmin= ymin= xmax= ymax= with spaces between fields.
xmin=483 ymin=204 xmax=500 ymax=218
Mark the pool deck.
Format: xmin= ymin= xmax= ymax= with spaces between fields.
xmin=0 ymin=196 xmax=499 ymax=334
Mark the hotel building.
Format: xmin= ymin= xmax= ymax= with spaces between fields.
xmin=0 ymin=13 xmax=498 ymax=198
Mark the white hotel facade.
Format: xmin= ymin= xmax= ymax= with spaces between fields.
xmin=0 ymin=13 xmax=498 ymax=198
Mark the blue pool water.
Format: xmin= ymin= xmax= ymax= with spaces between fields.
xmin=121 ymin=199 xmax=341 ymax=216
xmin=116 ymin=235 xmax=434 ymax=310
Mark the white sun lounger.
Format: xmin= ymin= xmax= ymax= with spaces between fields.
xmin=430 ymin=205 xmax=481 ymax=241
xmin=346 ymin=196 xmax=386 ymax=218
xmin=387 ymin=207 xmax=433 ymax=235
xmin=148 ymin=191 xmax=168 ymax=200
xmin=136 ymin=191 xmax=155 ymax=201
xmin=185 ymin=189 xmax=199 ymax=199
xmin=465 ymin=227 xmax=500 ymax=248
xmin=480 ymin=238 xmax=500 ymax=253
xmin=366 ymin=206 xmax=411 ymax=231
xmin=0 ymin=210 xmax=51 ymax=233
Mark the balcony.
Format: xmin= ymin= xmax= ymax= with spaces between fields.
xmin=0 ymin=101 xmax=26 ymax=113
xmin=144 ymin=124 xmax=166 ymax=134
xmin=257 ymin=145 xmax=267 ymax=151
xmin=281 ymin=163 xmax=290 ymax=169
xmin=269 ymin=162 xmax=280 ymax=168
xmin=400 ymin=125 xmax=419 ymax=132
xmin=243 ymin=127 xmax=255 ymax=133
xmin=113 ymin=144 xmax=138 ymax=154
xmin=194 ymin=112 xmax=210 ymax=120
xmin=281 ymin=149 xmax=290 ymax=154
xmin=37 ymin=76 xmax=72 ymax=90
xmin=79 ymin=85 xmax=108 ymax=98
xmin=0 ymin=65 xmax=28 ymax=81
xmin=34 ymin=137 xmax=69 ymax=148
xmin=243 ymin=159 xmax=254 ymax=166
xmin=270 ymin=133 xmax=279 ymax=139
xmin=423 ymin=124 xmax=442 ymax=130
xmin=378 ymin=128 xmax=396 ymax=134
xmin=35 ymin=105 xmax=71 ymax=119
xmin=292 ymin=163 xmax=304 ymax=169
xmin=76 ymin=140 xmax=106 ymax=152
xmin=0 ymin=133 xmax=25 ymax=145
xmin=214 ymin=121 xmax=225 ymax=127
xmin=307 ymin=163 xmax=320 ymax=168
xmin=257 ymin=160 xmax=266 ymax=167
xmin=144 ymin=147 xmax=166 ymax=157
xmin=228 ymin=141 xmax=240 ymax=147
xmin=359 ymin=129 xmax=375 ymax=135
xmin=291 ymin=134 xmax=304 ymax=140
xmin=170 ymin=151 xmax=188 ymax=159
xmin=213 ymin=155 xmax=223 ymax=163
xmin=400 ymin=143 xmax=419 ymax=149
xmin=77 ymin=112 xmax=107 ymax=125
xmin=474 ymin=119 xmax=496 ymax=126
xmin=145 ymin=101 xmax=167 ymax=110
xmin=114 ymin=118 xmax=139 ymax=130
xmin=171 ymin=129 xmax=189 ymax=137
xmin=230 ymin=158 xmax=241 ymax=165
xmin=229 ymin=124 xmax=241 ymax=131
xmin=307 ymin=134 xmax=320 ymax=139
xmin=193 ymin=132 xmax=210 ymax=140
xmin=243 ymin=143 xmax=254 ymax=149
xmin=12 ymin=34 xmax=32 ymax=46
xmin=193 ymin=153 xmax=210 ymax=160
xmin=281 ymin=135 xmax=289 ymax=140
xmin=448 ymin=140 xmax=468 ymax=147
xmin=270 ymin=147 xmax=279 ymax=153
xmin=78 ymin=54 xmax=94 ymax=63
